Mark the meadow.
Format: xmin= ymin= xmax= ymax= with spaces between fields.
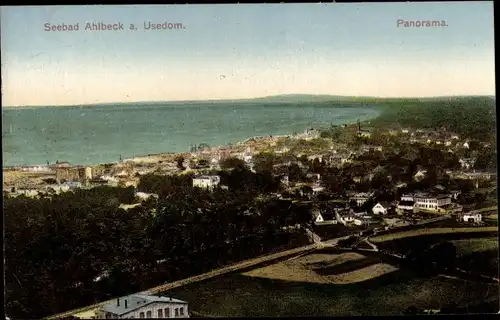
xmin=164 ymin=247 xmax=498 ymax=316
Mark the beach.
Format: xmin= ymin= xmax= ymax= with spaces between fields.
xmin=2 ymin=102 xmax=380 ymax=167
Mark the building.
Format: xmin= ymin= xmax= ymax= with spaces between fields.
xmin=349 ymin=192 xmax=374 ymax=207
xmin=400 ymin=194 xmax=414 ymax=202
xmin=14 ymin=188 xmax=40 ymax=197
xmin=413 ymin=193 xmax=452 ymax=212
xmin=312 ymin=184 xmax=325 ymax=195
xmin=459 ymin=158 xmax=476 ymax=170
xmin=85 ymin=166 xmax=93 ymax=180
xmin=383 ymin=217 xmax=410 ymax=228
xmin=397 ymin=198 xmax=415 ymax=214
xmin=20 ymin=165 xmax=53 ymax=173
xmin=313 ymin=211 xmax=338 ymax=225
xmin=55 ymin=166 xmax=85 ymax=183
xmin=372 ymin=202 xmax=391 ymax=215
xmin=135 ymin=192 xmax=159 ymax=201
xmin=356 ymin=120 xmax=371 ymax=138
xmin=353 ymin=216 xmax=374 ymax=226
xmin=449 ymin=190 xmax=462 ymax=200
xmin=341 ymin=213 xmax=356 ymax=224
xmin=96 ymin=294 xmax=189 ymax=319
xmin=459 ymin=212 xmax=482 ymax=223
xmin=306 ymin=173 xmax=321 ymax=182
xmin=62 ymin=181 xmax=83 ymax=189
xmin=217 ymin=148 xmax=231 ymax=161
xmin=192 ymin=175 xmax=220 ymax=189
xmin=281 ymin=175 xmax=289 ymax=186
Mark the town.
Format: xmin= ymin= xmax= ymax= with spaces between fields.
xmin=5 ymin=119 xmax=496 ymax=224
xmin=3 ymin=2 xmax=496 ymax=318
xmin=4 ymin=116 xmax=498 ymax=319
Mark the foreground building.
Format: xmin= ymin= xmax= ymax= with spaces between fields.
xmin=458 ymin=211 xmax=483 ymax=224
xmin=401 ymin=193 xmax=452 ymax=213
xmin=96 ymin=294 xmax=189 ymax=319
xmin=192 ymin=175 xmax=220 ymax=189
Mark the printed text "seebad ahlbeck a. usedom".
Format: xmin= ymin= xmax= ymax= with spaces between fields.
xmin=44 ymin=21 xmax=186 ymax=32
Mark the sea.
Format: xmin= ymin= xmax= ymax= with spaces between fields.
xmin=2 ymin=102 xmax=380 ymax=167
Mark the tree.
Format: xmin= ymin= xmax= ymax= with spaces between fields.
xmin=361 ymin=198 xmax=377 ymax=212
xmin=42 ymin=178 xmax=58 ymax=184
xmin=370 ymin=171 xmax=391 ymax=190
xmin=403 ymin=305 xmax=423 ymax=315
xmin=474 ymin=147 xmax=497 ymax=171
xmin=219 ymin=157 xmax=246 ymax=170
xmin=300 ymin=185 xmax=313 ymax=197
xmin=310 ymin=158 xmax=325 ymax=175
xmin=175 ymin=156 xmax=186 ymax=170
xmin=287 ymin=163 xmax=306 ymax=183
xmin=253 ymin=152 xmax=276 ymax=173
xmin=4 ymin=169 xmax=313 ymax=319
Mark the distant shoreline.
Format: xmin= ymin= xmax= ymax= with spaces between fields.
xmin=2 ymin=132 xmax=309 ymax=169
xmin=2 ymin=94 xmax=494 ymax=109
xmin=3 ymin=102 xmax=380 ymax=168
xmin=2 ymin=125 xmax=354 ymax=170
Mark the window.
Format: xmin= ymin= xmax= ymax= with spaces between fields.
xmin=146 ymin=311 xmax=152 ymax=318
xmin=175 ymin=308 xmax=179 ymax=317
xmin=158 ymin=309 xmax=163 ymax=318
xmin=139 ymin=312 xmax=145 ymax=318
xmin=165 ymin=308 xmax=170 ymax=318
xmin=180 ymin=307 xmax=184 ymax=316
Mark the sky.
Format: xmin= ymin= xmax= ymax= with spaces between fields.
xmin=1 ymin=2 xmax=495 ymax=107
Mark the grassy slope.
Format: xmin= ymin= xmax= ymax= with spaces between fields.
xmin=451 ymin=237 xmax=499 ymax=256
xmin=370 ymin=227 xmax=498 ymax=243
xmin=166 ymin=255 xmax=497 ymax=316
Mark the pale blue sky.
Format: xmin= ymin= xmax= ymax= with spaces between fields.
xmin=1 ymin=2 xmax=495 ymax=106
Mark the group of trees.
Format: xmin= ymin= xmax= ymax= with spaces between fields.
xmin=372 ymin=97 xmax=496 ymax=143
xmin=5 ymin=170 xmax=313 ymax=319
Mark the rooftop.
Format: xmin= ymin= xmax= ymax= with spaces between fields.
xmin=193 ymin=175 xmax=220 ymax=180
xmin=101 ymin=294 xmax=187 ymax=316
xmin=398 ymin=200 xmax=415 ymax=206
xmin=376 ymin=201 xmax=393 ymax=207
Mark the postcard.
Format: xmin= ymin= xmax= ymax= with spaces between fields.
xmin=1 ymin=2 xmax=497 ymax=319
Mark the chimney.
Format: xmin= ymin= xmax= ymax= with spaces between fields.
xmin=169 ymin=297 xmax=172 ymax=301
xmin=125 ymin=300 xmax=128 ymax=309
xmin=117 ymin=298 xmax=120 ymax=306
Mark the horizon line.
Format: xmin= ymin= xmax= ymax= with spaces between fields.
xmin=2 ymin=93 xmax=496 ymax=108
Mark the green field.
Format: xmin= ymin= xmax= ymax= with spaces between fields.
xmin=452 ymin=238 xmax=499 ymax=256
xmin=164 ymin=250 xmax=498 ymax=316
xmin=370 ymin=227 xmax=498 ymax=243
xmin=476 ymin=206 xmax=498 ymax=213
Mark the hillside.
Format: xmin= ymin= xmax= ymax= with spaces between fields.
xmin=371 ymin=96 xmax=496 ymax=142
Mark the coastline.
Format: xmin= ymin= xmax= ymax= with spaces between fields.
xmin=3 ymin=132 xmax=300 ymax=170
xmin=3 ymin=102 xmax=381 ymax=168
xmin=2 ymin=117 xmax=371 ymax=170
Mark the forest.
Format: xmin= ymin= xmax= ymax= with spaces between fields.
xmin=371 ymin=96 xmax=497 ymax=142
xmin=4 ymin=169 xmax=312 ymax=319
